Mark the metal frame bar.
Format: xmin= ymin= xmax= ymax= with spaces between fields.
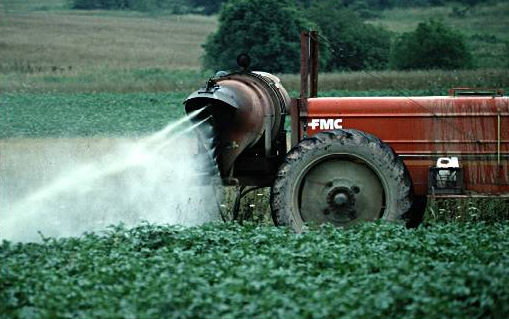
xmin=293 ymin=31 xmax=319 ymax=147
xmin=309 ymin=31 xmax=319 ymax=98
xmin=498 ymin=112 xmax=501 ymax=166
xmin=300 ymin=32 xmax=309 ymax=99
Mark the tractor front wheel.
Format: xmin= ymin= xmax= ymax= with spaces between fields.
xmin=270 ymin=129 xmax=413 ymax=231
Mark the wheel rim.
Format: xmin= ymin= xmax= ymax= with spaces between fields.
xmin=297 ymin=156 xmax=384 ymax=226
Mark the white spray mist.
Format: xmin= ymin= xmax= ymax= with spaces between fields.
xmin=0 ymin=112 xmax=222 ymax=242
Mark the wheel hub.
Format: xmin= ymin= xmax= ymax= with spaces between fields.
xmin=333 ymin=192 xmax=348 ymax=206
xmin=299 ymin=158 xmax=384 ymax=226
xmin=325 ymin=185 xmax=357 ymax=220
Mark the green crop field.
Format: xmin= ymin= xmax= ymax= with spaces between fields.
xmin=2 ymin=222 xmax=508 ymax=319
xmin=0 ymin=93 xmax=187 ymax=138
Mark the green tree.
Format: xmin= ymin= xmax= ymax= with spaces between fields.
xmin=390 ymin=19 xmax=473 ymax=70
xmin=202 ymin=0 xmax=315 ymax=73
xmin=306 ymin=1 xmax=392 ymax=71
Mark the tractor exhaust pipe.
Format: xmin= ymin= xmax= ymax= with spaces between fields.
xmin=184 ymin=67 xmax=290 ymax=180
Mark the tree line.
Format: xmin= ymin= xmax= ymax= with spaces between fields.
xmin=70 ymin=0 xmax=493 ymax=14
xmin=204 ymin=0 xmax=473 ymax=72
xmin=70 ymin=0 xmax=485 ymax=72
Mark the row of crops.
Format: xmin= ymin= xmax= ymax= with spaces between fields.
xmin=1 ymin=221 xmax=508 ymax=318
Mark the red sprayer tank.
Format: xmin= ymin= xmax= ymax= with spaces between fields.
xmin=303 ymin=93 xmax=509 ymax=196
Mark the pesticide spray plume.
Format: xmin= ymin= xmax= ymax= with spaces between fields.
xmin=143 ymin=108 xmax=205 ymax=145
xmin=150 ymin=116 xmax=211 ymax=155
xmin=0 ymin=110 xmax=222 ymax=242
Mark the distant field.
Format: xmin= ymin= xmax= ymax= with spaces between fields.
xmin=1 ymin=1 xmax=508 ymax=94
xmin=0 ymin=7 xmax=217 ymax=92
xmin=0 ymin=0 xmax=66 ymax=11
xmin=0 ymin=12 xmax=217 ymax=72
xmin=0 ymin=93 xmax=187 ymax=138
xmin=3 ymin=68 xmax=508 ymax=94
xmin=1 ymin=69 xmax=211 ymax=93
xmin=282 ymin=68 xmax=509 ymax=94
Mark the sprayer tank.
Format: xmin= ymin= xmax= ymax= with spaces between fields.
xmin=184 ymin=71 xmax=290 ymax=180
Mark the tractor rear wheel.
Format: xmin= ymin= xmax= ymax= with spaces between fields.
xmin=270 ymin=129 xmax=413 ymax=231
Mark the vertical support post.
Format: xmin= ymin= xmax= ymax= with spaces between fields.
xmin=295 ymin=31 xmax=311 ymax=147
xmin=264 ymin=114 xmax=272 ymax=157
xmin=300 ymin=31 xmax=309 ymax=99
xmin=293 ymin=31 xmax=316 ymax=147
xmin=309 ymin=31 xmax=319 ymax=98
xmin=497 ymin=112 xmax=501 ymax=166
xmin=290 ymin=99 xmax=299 ymax=147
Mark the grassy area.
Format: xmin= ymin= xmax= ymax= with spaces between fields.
xmin=367 ymin=1 xmax=509 ymax=68
xmin=0 ymin=11 xmax=216 ymax=73
xmin=0 ymin=8 xmax=216 ymax=93
xmin=282 ymin=68 xmax=509 ymax=94
xmin=426 ymin=198 xmax=509 ymax=223
xmin=0 ymin=93 xmax=187 ymax=138
xmin=0 ymin=0 xmax=67 ymax=12
xmin=3 ymin=68 xmax=508 ymax=94
xmin=1 ymin=69 xmax=211 ymax=93
xmin=1 ymin=222 xmax=508 ymax=318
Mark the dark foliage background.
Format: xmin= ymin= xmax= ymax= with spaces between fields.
xmin=202 ymin=0 xmax=474 ymax=72
xmin=305 ymin=0 xmax=392 ymax=71
xmin=202 ymin=0 xmax=314 ymax=73
xmin=390 ymin=20 xmax=473 ymax=70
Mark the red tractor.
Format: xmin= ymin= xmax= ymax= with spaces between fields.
xmin=185 ymin=31 xmax=509 ymax=231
